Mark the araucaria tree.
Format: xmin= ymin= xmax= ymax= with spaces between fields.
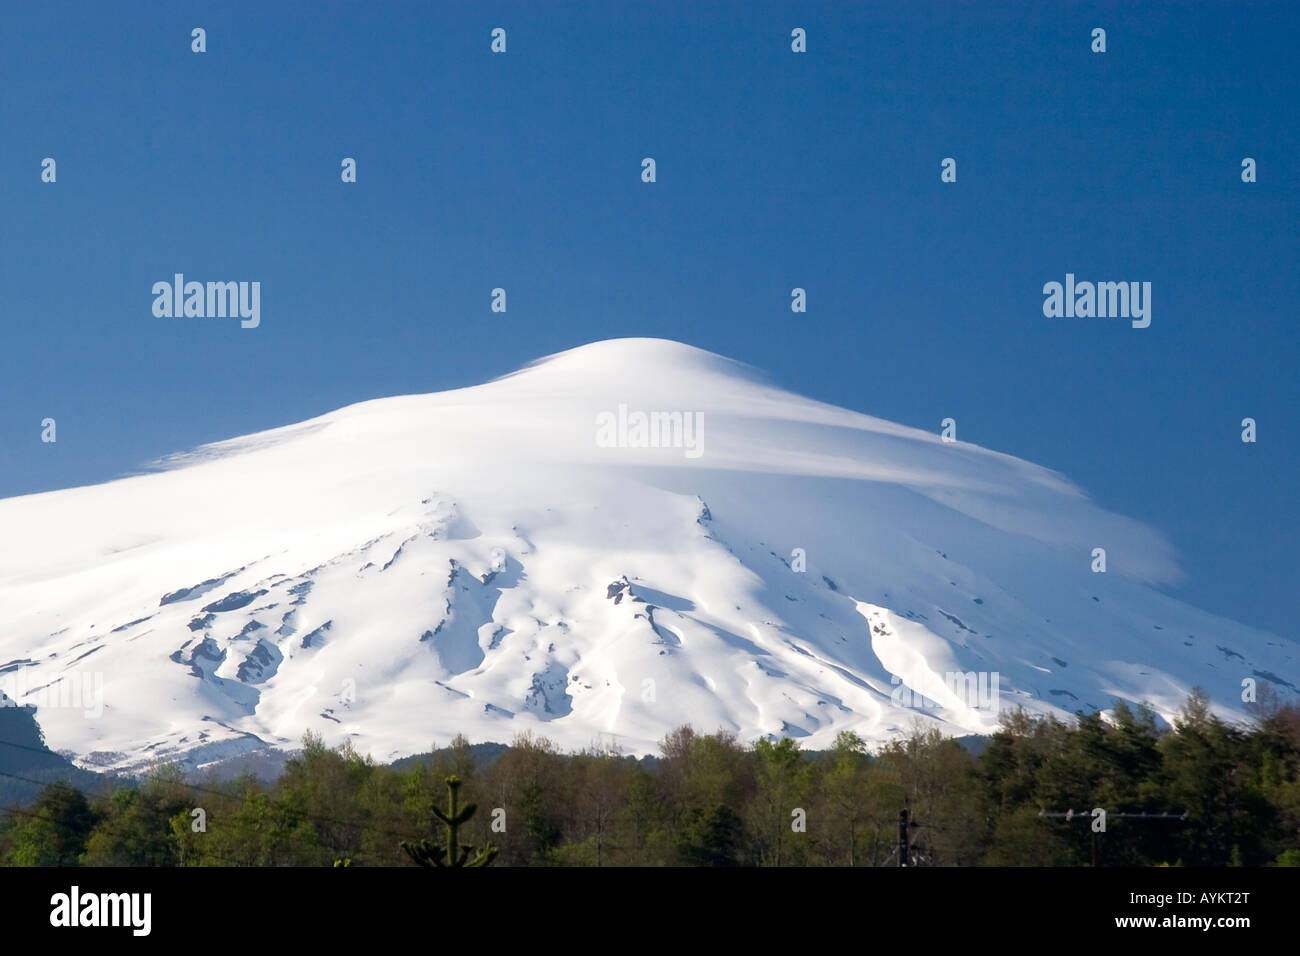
xmin=400 ymin=776 xmax=498 ymax=868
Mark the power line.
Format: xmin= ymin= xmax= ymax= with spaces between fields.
xmin=1037 ymin=807 xmax=1188 ymax=866
xmin=1038 ymin=809 xmax=1188 ymax=820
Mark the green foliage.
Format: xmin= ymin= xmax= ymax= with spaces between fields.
xmin=677 ymin=803 xmax=743 ymax=866
xmin=748 ymin=737 xmax=812 ymax=865
xmin=400 ymin=776 xmax=498 ymax=867
xmin=4 ymin=691 xmax=1298 ymax=867
xmin=4 ymin=780 xmax=96 ymax=866
xmin=83 ymin=764 xmax=192 ymax=866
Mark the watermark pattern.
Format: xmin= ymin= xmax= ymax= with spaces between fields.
xmin=1042 ymin=274 xmax=1151 ymax=328
xmin=595 ymin=404 xmax=703 ymax=458
xmin=0 ymin=668 xmax=103 ymax=718
xmin=890 ymin=670 xmax=1000 ymax=716
xmin=152 ymin=275 xmax=260 ymax=328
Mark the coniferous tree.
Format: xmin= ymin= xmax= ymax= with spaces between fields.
xmin=400 ymin=776 xmax=498 ymax=867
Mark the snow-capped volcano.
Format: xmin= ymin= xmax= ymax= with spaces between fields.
xmin=1 ymin=338 xmax=1293 ymax=773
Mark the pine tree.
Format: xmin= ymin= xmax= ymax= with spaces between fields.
xmin=400 ymin=776 xmax=498 ymax=867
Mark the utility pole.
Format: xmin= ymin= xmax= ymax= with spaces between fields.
xmin=898 ymin=807 xmax=923 ymax=866
xmin=898 ymin=808 xmax=909 ymax=867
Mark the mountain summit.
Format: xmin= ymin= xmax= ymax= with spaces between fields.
xmin=1 ymin=339 xmax=1291 ymax=772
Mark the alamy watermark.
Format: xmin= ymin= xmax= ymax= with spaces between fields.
xmin=152 ymin=274 xmax=260 ymax=328
xmin=595 ymin=404 xmax=704 ymax=459
xmin=1042 ymin=273 xmax=1150 ymax=328
xmin=50 ymin=886 xmax=150 ymax=936
xmin=891 ymin=670 xmax=1001 ymax=715
xmin=0 ymin=668 xmax=103 ymax=719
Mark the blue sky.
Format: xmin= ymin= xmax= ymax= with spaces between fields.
xmin=1 ymin=1 xmax=1296 ymax=637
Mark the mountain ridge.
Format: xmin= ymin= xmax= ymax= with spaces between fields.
xmin=0 ymin=338 xmax=1291 ymax=774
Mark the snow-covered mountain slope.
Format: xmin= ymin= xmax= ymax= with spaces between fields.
xmin=1 ymin=338 xmax=1294 ymax=773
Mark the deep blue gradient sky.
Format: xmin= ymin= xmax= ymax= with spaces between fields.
xmin=1 ymin=2 xmax=1296 ymax=636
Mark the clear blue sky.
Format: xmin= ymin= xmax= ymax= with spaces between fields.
xmin=1 ymin=1 xmax=1296 ymax=637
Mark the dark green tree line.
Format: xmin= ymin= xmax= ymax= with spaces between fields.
xmin=3 ymin=690 xmax=1297 ymax=867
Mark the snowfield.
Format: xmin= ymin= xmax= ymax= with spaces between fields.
xmin=0 ymin=338 xmax=1293 ymax=773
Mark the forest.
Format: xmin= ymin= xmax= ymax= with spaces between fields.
xmin=2 ymin=690 xmax=1298 ymax=867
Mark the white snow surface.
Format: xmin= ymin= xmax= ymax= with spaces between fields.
xmin=0 ymin=338 xmax=1293 ymax=773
